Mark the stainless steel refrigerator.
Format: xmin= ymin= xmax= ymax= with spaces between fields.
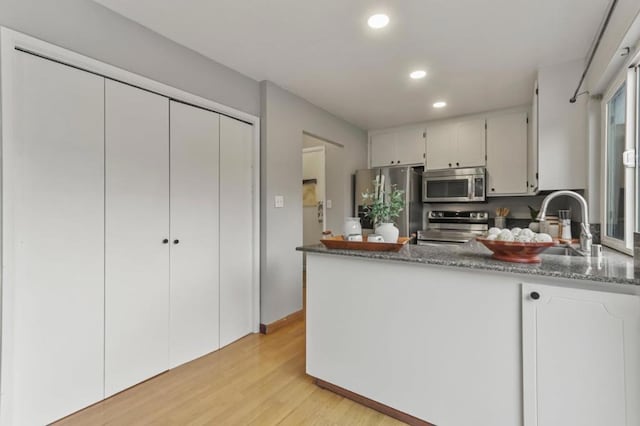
xmin=354 ymin=166 xmax=422 ymax=237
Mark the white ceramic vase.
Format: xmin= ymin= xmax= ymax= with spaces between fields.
xmin=343 ymin=217 xmax=362 ymax=237
xmin=375 ymin=222 xmax=399 ymax=243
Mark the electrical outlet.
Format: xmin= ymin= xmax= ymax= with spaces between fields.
xmin=274 ymin=195 xmax=284 ymax=208
xmin=326 ymin=200 xmax=332 ymax=209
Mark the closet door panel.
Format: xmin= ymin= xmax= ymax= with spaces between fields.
xmin=105 ymin=80 xmax=170 ymax=396
xmin=2 ymin=52 xmax=105 ymax=425
xmin=169 ymin=101 xmax=220 ymax=368
xmin=220 ymin=116 xmax=254 ymax=347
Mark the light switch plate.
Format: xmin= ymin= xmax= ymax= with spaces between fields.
xmin=326 ymin=199 xmax=332 ymax=209
xmin=274 ymin=195 xmax=284 ymax=208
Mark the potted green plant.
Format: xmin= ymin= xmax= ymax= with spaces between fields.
xmin=361 ymin=177 xmax=405 ymax=243
xmin=528 ymin=205 xmax=540 ymax=232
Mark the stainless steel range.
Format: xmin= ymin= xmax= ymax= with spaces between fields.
xmin=417 ymin=210 xmax=489 ymax=245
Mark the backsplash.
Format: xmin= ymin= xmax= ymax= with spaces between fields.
xmin=635 ymin=232 xmax=640 ymax=275
xmin=423 ymin=191 xmax=587 ymax=221
xmin=487 ymin=218 xmax=601 ymax=244
xmin=423 ymin=190 xmax=601 ymax=242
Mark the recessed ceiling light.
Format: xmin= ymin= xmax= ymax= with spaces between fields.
xmin=368 ymin=14 xmax=389 ymax=29
xmin=410 ymin=70 xmax=427 ymax=79
xmin=433 ymin=101 xmax=447 ymax=108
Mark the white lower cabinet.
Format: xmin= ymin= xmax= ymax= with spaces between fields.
xmin=522 ymin=283 xmax=640 ymax=426
xmin=105 ymin=80 xmax=171 ymax=396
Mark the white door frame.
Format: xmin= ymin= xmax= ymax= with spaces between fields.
xmin=302 ymin=146 xmax=327 ymax=233
xmin=0 ymin=28 xmax=261 ymax=336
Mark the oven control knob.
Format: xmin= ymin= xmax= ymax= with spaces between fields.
xmin=470 ymin=213 xmax=477 ymax=219
xmin=438 ymin=212 xmax=444 ymax=217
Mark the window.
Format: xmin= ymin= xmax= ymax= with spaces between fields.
xmin=602 ymin=66 xmax=637 ymax=254
xmin=605 ymin=84 xmax=626 ymax=241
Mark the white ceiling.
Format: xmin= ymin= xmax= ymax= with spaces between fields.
xmin=93 ymin=0 xmax=609 ymax=130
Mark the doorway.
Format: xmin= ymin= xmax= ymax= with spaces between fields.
xmin=302 ymin=146 xmax=326 ymax=246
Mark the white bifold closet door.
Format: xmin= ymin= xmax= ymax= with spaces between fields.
xmin=169 ymin=101 xmax=220 ymax=368
xmin=1 ymin=52 xmax=105 ymax=425
xmin=105 ymin=80 xmax=170 ymax=396
xmin=219 ymin=116 xmax=254 ymax=347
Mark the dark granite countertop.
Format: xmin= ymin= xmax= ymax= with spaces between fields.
xmin=297 ymin=240 xmax=639 ymax=286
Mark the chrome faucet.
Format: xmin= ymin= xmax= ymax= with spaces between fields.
xmin=536 ymin=190 xmax=592 ymax=255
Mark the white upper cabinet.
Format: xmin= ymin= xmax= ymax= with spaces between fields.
xmin=522 ymin=283 xmax=640 ymax=426
xmin=425 ymin=119 xmax=486 ymax=170
xmin=486 ymin=112 xmax=528 ymax=195
xmin=528 ymin=82 xmax=539 ymax=194
xmin=425 ymin=124 xmax=456 ymax=170
xmin=370 ymin=128 xmax=425 ymax=167
xmin=395 ymin=128 xmax=426 ymax=165
xmin=536 ymin=59 xmax=587 ymax=191
xmin=456 ymin=118 xmax=486 ymax=168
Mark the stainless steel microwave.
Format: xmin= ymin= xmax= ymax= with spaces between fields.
xmin=422 ymin=167 xmax=486 ymax=202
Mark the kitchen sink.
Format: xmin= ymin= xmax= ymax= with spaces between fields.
xmin=543 ymin=245 xmax=586 ymax=257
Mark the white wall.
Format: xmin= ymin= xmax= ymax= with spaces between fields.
xmin=0 ymin=0 xmax=260 ymax=116
xmin=261 ymin=81 xmax=367 ymax=324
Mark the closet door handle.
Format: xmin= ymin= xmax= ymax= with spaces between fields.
xmin=173 ymin=239 xmax=180 ymax=245
xmin=162 ymin=238 xmax=169 ymax=244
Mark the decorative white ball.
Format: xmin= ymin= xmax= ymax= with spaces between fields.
xmin=534 ymin=233 xmax=553 ymax=243
xmin=485 ymin=233 xmax=498 ymax=241
xmin=496 ymin=229 xmax=514 ymax=242
xmin=511 ymin=227 xmax=522 ymax=236
xmin=515 ymin=234 xmax=532 ymax=243
xmin=520 ymin=228 xmax=535 ymax=239
xmin=487 ymin=227 xmax=501 ymax=236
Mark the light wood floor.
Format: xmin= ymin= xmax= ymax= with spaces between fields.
xmin=55 ymin=317 xmax=404 ymax=425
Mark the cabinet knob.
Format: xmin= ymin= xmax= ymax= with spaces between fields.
xmin=456 ymin=162 xmax=459 ymax=166
xmin=391 ymin=161 xmax=395 ymax=164
xmin=491 ymin=188 xmax=495 ymax=192
xmin=162 ymin=238 xmax=169 ymax=244
xmin=530 ymin=291 xmax=540 ymax=300
xmin=173 ymin=239 xmax=180 ymax=244
xmin=448 ymin=163 xmax=452 ymax=167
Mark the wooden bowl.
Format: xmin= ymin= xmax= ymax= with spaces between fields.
xmin=320 ymin=235 xmax=410 ymax=252
xmin=476 ymin=237 xmax=556 ymax=263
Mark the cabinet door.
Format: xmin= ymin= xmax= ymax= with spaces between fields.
xmin=523 ymin=283 xmax=640 ymax=426
xmin=456 ymin=119 xmax=486 ymax=168
xmin=370 ymin=132 xmax=397 ymax=167
xmin=395 ymin=128 xmax=426 ymax=165
xmin=1 ymin=51 xmax=105 ymax=426
xmin=169 ymin=102 xmax=220 ymax=368
xmin=528 ymin=82 xmax=539 ymax=194
xmin=220 ymin=116 xmax=254 ymax=347
xmin=486 ymin=112 xmax=528 ymax=195
xmin=105 ymin=80 xmax=170 ymax=396
xmin=425 ymin=124 xmax=456 ymax=170
xmin=537 ymin=60 xmax=587 ymax=190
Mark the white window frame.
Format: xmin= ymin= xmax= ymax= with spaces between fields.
xmin=601 ymin=66 xmax=637 ymax=255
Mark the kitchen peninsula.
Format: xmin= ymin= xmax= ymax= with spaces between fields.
xmin=297 ymin=242 xmax=640 ymax=426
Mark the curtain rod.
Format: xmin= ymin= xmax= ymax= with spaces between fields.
xmin=570 ymin=0 xmax=619 ymax=103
